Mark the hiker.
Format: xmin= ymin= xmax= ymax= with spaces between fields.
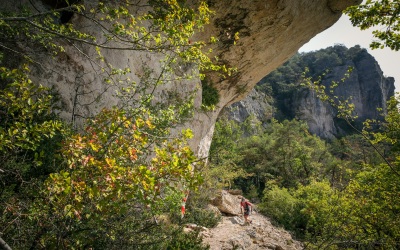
xmin=240 ymin=197 xmax=253 ymax=224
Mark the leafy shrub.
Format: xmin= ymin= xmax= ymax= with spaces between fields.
xmin=201 ymin=79 xmax=219 ymax=110
xmin=0 ymin=67 xmax=67 ymax=249
xmin=163 ymin=228 xmax=210 ymax=250
xmin=181 ymin=207 xmax=221 ymax=228
xmin=170 ymin=189 xmax=221 ymax=229
xmin=260 ymin=184 xmax=300 ymax=231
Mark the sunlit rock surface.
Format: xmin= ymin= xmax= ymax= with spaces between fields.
xmin=1 ymin=0 xmax=361 ymax=156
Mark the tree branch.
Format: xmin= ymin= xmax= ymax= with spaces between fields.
xmin=0 ymin=237 xmax=12 ymax=250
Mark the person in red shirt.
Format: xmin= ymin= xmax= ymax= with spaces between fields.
xmin=240 ymin=197 xmax=253 ymax=224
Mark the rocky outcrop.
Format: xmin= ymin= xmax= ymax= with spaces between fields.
xmin=202 ymin=213 xmax=303 ymax=250
xmin=210 ymin=190 xmax=242 ymax=215
xmin=221 ymin=88 xmax=274 ymax=123
xmin=203 ymin=191 xmax=302 ymax=249
xmin=296 ymin=47 xmax=394 ymax=138
xmin=0 ymin=0 xmax=361 ymax=157
xmin=225 ymin=45 xmax=395 ymax=139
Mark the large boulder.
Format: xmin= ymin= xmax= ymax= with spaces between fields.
xmin=210 ymin=190 xmax=242 ymax=215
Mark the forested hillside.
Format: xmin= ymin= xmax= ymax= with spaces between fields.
xmin=210 ymin=109 xmax=400 ymax=248
xmin=212 ymin=46 xmax=400 ymax=248
xmin=225 ymin=45 xmax=395 ymax=139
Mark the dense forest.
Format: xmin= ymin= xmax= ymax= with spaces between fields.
xmin=211 ymin=44 xmax=400 ymax=249
xmin=210 ymin=108 xmax=400 ymax=248
xmin=210 ymin=5 xmax=400 ymax=248
xmin=1 ymin=0 xmax=400 ymax=249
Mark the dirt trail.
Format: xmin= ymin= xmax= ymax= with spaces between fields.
xmin=202 ymin=212 xmax=303 ymax=250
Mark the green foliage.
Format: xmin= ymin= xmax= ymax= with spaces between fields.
xmin=183 ymin=208 xmax=221 ymax=228
xmin=207 ymin=117 xmax=250 ymax=190
xmin=295 ymin=180 xmax=342 ymax=244
xmin=255 ymin=77 xmax=400 ymax=249
xmin=0 ymin=66 xmax=65 ymax=151
xmin=282 ymin=44 xmax=400 ymax=247
xmin=209 ymin=116 xmax=339 ymax=201
xmin=246 ymin=184 xmax=259 ymax=201
xmin=212 ymin=88 xmax=400 ymax=249
xmin=345 ymin=165 xmax=400 ymax=247
xmin=0 ymin=0 xmax=234 ymax=82
xmin=162 ymin=227 xmax=210 ymax=250
xmin=208 ymin=116 xmax=252 ymax=190
xmin=169 ymin=188 xmax=221 ymax=233
xmin=0 ymin=67 xmax=67 ymax=249
xmin=235 ymin=119 xmax=334 ymax=190
xmin=201 ymin=78 xmax=220 ymax=110
xmin=368 ymin=96 xmax=400 ymax=155
xmin=346 ymin=0 xmax=400 ymax=51
xmin=0 ymin=1 xmax=233 ymax=248
xmin=260 ymin=183 xmax=301 ymax=232
xmin=46 ymin=107 xmax=200 ymax=219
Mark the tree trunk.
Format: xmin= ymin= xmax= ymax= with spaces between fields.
xmin=0 ymin=237 xmax=12 ymax=250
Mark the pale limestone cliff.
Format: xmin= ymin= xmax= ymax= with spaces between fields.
xmin=221 ymin=88 xmax=274 ymax=124
xmin=224 ymin=45 xmax=395 ymax=139
xmin=1 ymin=0 xmax=361 ymax=157
xmin=294 ymin=47 xmax=395 ymax=138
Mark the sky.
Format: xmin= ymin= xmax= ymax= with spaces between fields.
xmin=299 ymin=15 xmax=400 ymax=91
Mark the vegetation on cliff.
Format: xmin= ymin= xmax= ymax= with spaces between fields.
xmin=254 ymin=44 xmax=394 ymax=137
xmin=211 ymin=100 xmax=400 ymax=248
xmin=209 ymin=2 xmax=400 ymax=247
xmin=0 ymin=0 xmax=399 ymax=249
xmin=0 ymin=0 xmax=227 ymax=248
xmin=211 ymin=10 xmax=400 ymax=247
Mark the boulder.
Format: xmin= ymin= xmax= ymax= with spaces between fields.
xmin=206 ymin=204 xmax=222 ymax=217
xmin=227 ymin=189 xmax=243 ymax=195
xmin=210 ymin=190 xmax=242 ymax=215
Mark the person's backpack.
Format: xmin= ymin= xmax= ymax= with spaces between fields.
xmin=244 ymin=202 xmax=250 ymax=213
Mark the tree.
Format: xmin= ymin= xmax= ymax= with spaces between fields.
xmin=207 ymin=117 xmax=249 ymax=190
xmin=0 ymin=0 xmax=228 ymax=248
xmin=346 ymin=0 xmax=400 ymax=51
xmin=289 ymin=45 xmax=400 ymax=249
xmin=234 ymin=119 xmax=334 ymax=191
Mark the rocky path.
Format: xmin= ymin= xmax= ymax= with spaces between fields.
xmin=202 ymin=212 xmax=303 ymax=250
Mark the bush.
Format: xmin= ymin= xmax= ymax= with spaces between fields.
xmin=260 ymin=184 xmax=299 ymax=230
xmin=163 ymin=227 xmax=210 ymax=250
xmin=181 ymin=207 xmax=221 ymax=228
xmin=201 ymin=79 xmax=220 ymax=110
xmin=169 ymin=188 xmax=221 ymax=229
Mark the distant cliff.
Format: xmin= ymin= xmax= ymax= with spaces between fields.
xmin=223 ymin=45 xmax=395 ymax=139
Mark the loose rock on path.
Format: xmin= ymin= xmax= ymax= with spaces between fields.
xmin=201 ymin=212 xmax=303 ymax=250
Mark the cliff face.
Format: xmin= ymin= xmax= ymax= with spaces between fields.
xmin=297 ymin=49 xmax=395 ymax=138
xmin=220 ymin=88 xmax=274 ymax=124
xmin=1 ymin=0 xmax=360 ymax=157
xmin=226 ymin=45 xmax=395 ymax=139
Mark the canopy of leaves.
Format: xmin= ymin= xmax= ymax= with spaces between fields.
xmin=209 ymin=117 xmax=339 ymax=199
xmin=0 ymin=0 xmax=225 ymax=248
xmin=211 ymin=92 xmax=399 ymax=248
xmin=346 ymin=0 xmax=400 ymax=51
